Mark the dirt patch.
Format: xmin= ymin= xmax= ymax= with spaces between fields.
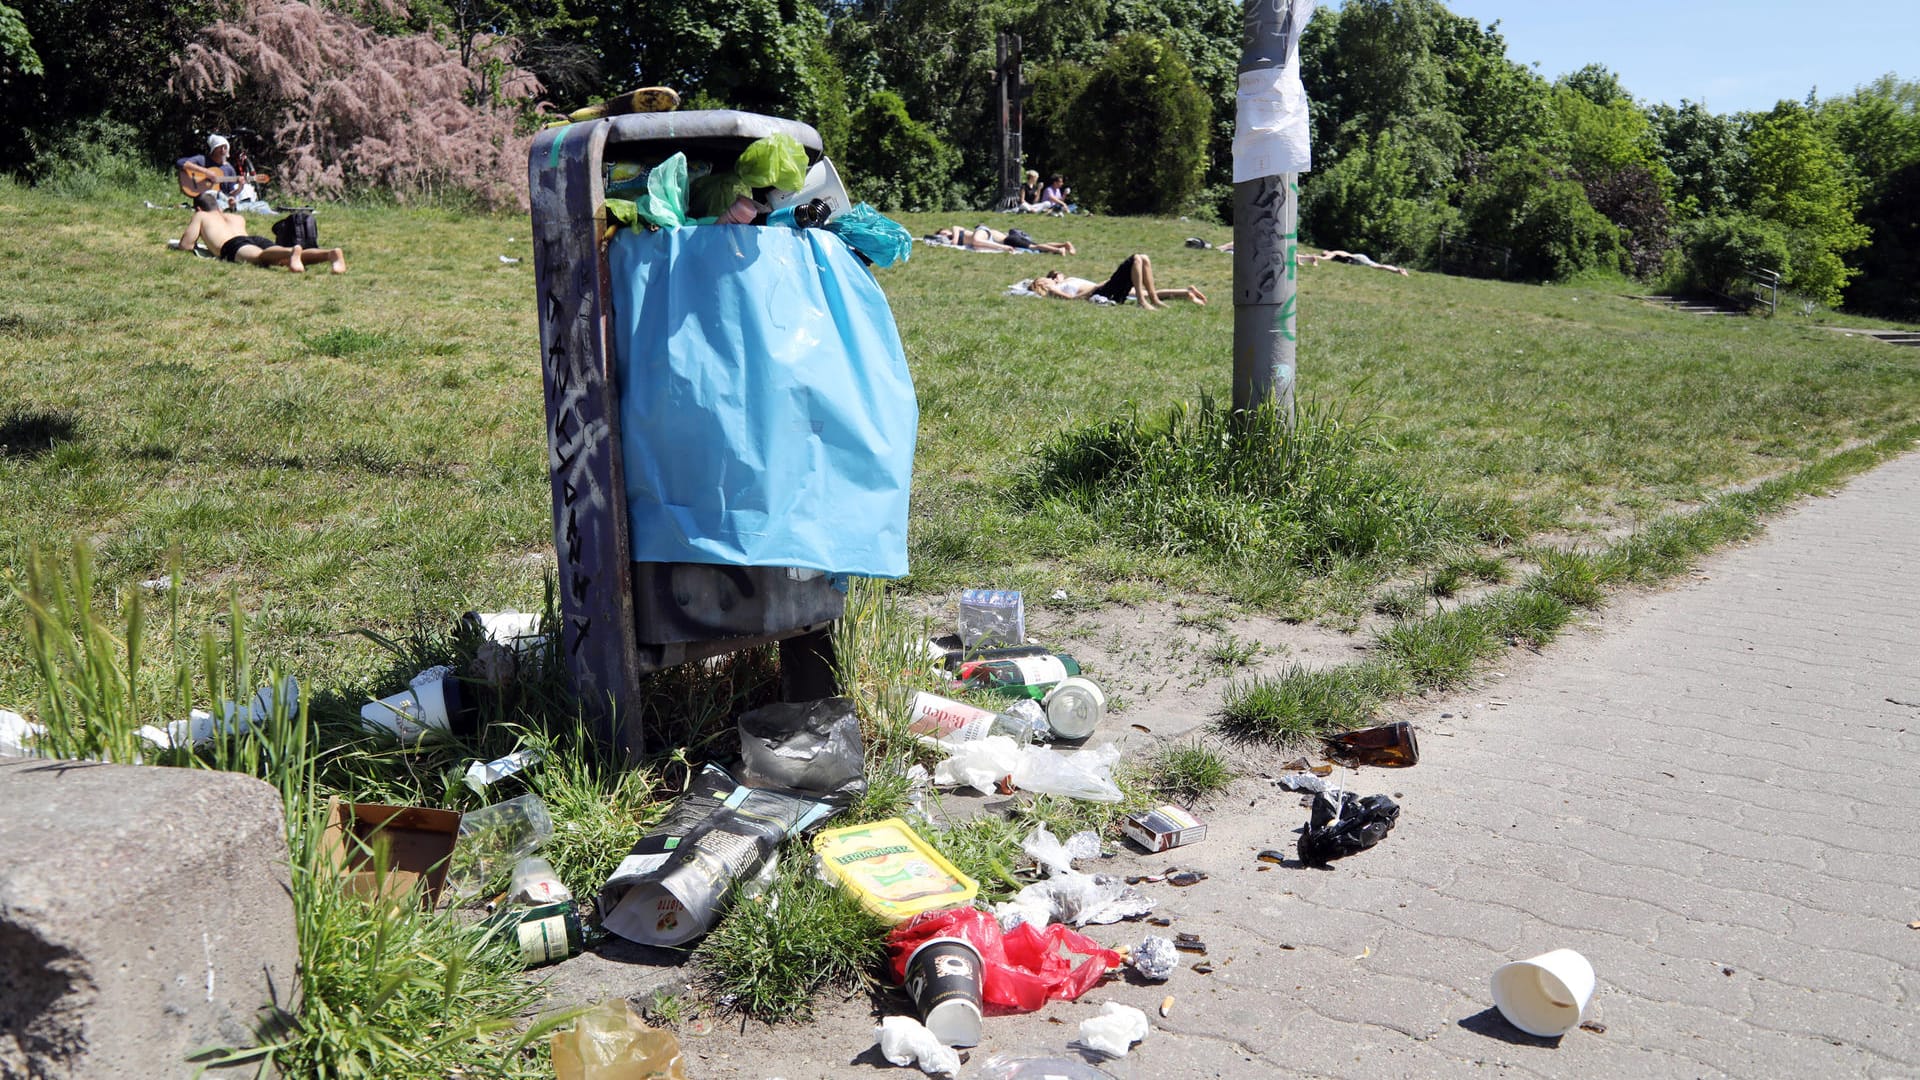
xmin=903 ymin=593 xmax=1377 ymax=741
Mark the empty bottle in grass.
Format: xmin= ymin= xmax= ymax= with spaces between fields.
xmin=908 ymin=691 xmax=1048 ymax=744
xmin=485 ymin=899 xmax=603 ymax=966
xmin=938 ymin=643 xmax=1052 ymax=672
xmin=957 ymin=653 xmax=1081 ymax=699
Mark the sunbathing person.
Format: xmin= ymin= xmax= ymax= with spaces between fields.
xmin=1299 ymin=249 xmax=1409 ymax=275
xmin=1028 ymin=255 xmax=1205 ymax=309
xmin=175 ymin=193 xmax=346 ymax=273
xmin=927 ymin=225 xmax=1075 ymax=255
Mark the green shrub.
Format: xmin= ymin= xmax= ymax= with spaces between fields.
xmin=35 ymin=116 xmax=151 ymax=200
xmin=1680 ymin=212 xmax=1791 ymax=296
xmin=1460 ymin=151 xmax=1625 ymax=281
xmin=1062 ymin=34 xmax=1209 ymax=215
xmin=846 ymin=90 xmax=957 ymax=212
xmin=1301 ymin=130 xmax=1457 ymax=263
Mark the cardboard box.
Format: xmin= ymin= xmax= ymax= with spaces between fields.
xmin=321 ymin=798 xmax=462 ymax=906
xmin=1122 ymin=805 xmax=1207 ymax=853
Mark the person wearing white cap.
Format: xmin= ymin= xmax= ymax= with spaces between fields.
xmin=175 ymin=135 xmax=243 ymax=204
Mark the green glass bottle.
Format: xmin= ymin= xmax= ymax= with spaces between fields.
xmin=956 ymin=653 xmax=1081 ymax=699
xmin=486 ymin=900 xmax=605 ymax=967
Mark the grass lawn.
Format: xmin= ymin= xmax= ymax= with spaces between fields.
xmin=3 ymin=176 xmax=1919 ymax=1072
xmin=7 ymin=184 xmax=1919 ymax=697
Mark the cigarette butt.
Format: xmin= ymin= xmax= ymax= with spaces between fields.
xmin=1159 ymin=995 xmax=1175 ymax=1018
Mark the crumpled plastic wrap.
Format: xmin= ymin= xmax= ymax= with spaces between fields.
xmin=1131 ymin=935 xmax=1177 ymax=981
xmin=1022 ymin=825 xmax=1102 ymax=876
xmin=736 ymin=133 xmax=809 ymax=192
xmin=1075 ymin=1001 xmax=1150 ymax=1059
xmin=551 ymin=998 xmax=687 ymax=1080
xmin=876 ymin=1015 xmax=960 ymax=1077
xmin=1010 ymin=743 xmax=1123 ymax=803
xmin=994 ymin=873 xmax=1153 ymax=928
xmin=933 ymin=734 xmax=1023 ymax=794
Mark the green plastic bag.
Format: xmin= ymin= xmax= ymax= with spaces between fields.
xmin=735 ymin=134 xmax=807 ymax=192
xmin=636 ymin=152 xmax=689 ymax=228
xmin=690 ymin=171 xmax=752 ymax=219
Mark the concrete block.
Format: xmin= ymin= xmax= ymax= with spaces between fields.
xmin=0 ymin=757 xmax=298 ymax=1079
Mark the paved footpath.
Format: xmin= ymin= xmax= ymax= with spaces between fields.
xmin=692 ymin=454 xmax=1920 ymax=1079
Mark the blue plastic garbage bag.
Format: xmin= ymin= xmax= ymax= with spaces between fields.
xmin=608 ymin=226 xmax=917 ymax=577
xmin=822 ymin=203 xmax=913 ymax=268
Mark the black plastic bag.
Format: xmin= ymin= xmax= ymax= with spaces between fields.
xmin=737 ymin=697 xmax=867 ymax=801
xmin=1297 ymin=790 xmax=1399 ymax=865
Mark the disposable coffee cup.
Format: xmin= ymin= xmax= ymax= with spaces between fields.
xmin=903 ymin=937 xmax=983 ymax=1048
xmin=360 ymin=670 xmax=456 ymax=745
xmin=1491 ymin=949 xmax=1596 ymax=1037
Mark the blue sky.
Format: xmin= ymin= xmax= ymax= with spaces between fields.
xmin=1427 ymin=1 xmax=1914 ymax=112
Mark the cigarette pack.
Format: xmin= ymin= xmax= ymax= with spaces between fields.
xmin=1123 ymin=804 xmax=1206 ymax=853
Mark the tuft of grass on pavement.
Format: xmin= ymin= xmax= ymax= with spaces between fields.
xmin=1138 ymin=739 xmax=1234 ymax=804
xmin=1218 ymin=661 xmax=1408 ymax=741
xmin=692 ymin=860 xmax=888 ymax=1023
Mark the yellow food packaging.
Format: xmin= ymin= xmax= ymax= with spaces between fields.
xmin=813 ymin=818 xmax=978 ymax=924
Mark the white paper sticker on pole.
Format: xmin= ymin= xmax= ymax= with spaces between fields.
xmin=1233 ymin=0 xmax=1315 ymax=183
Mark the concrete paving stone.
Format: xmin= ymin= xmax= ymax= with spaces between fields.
xmin=1648 ymin=913 xmax=1903 ymax=1000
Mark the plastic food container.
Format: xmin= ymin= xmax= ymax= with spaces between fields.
xmin=814 ymin=818 xmax=978 ymax=923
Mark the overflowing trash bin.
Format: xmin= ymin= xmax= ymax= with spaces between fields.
xmin=527 ymin=111 xmax=917 ymax=756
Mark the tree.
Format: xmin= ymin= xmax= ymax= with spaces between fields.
xmin=1061 ymin=33 xmax=1208 ymax=214
xmin=579 ymin=0 xmax=847 ymax=155
xmin=1647 ymin=101 xmax=1748 ymax=218
xmin=844 ymin=89 xmax=956 ymax=211
xmin=410 ymin=0 xmax=597 ymax=102
xmin=1104 ymin=0 xmax=1238 ymax=188
xmin=0 ymin=2 xmax=40 ymax=79
xmin=1739 ymin=102 xmax=1869 ymax=305
xmin=1819 ymin=76 xmax=1920 ymax=316
xmin=823 ymin=0 xmax=1029 ymax=200
xmin=172 ymin=0 xmax=541 ymax=208
xmin=0 ymin=0 xmax=204 ymax=169
xmin=1557 ymin=62 xmax=1630 ymax=109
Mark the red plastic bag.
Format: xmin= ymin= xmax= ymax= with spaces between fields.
xmin=888 ymin=906 xmax=1120 ymax=1013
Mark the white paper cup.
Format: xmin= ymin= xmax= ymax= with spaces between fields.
xmin=360 ymin=674 xmax=451 ymax=744
xmin=1491 ymin=949 xmax=1596 ymax=1036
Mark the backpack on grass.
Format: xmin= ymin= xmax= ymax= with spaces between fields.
xmin=271 ymin=209 xmax=317 ymax=249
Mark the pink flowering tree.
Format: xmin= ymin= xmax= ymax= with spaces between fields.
xmin=171 ymin=0 xmax=547 ymax=209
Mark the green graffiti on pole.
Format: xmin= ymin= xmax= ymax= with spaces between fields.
xmin=1286 ymin=242 xmax=1297 ymax=282
xmin=1274 ymin=294 xmax=1296 ymax=341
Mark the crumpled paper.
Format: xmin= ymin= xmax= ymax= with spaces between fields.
xmin=876 ymin=1015 xmax=960 ymax=1077
xmin=1075 ymin=1001 xmax=1150 ymax=1059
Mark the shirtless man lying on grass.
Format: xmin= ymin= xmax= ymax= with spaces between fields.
xmin=176 ymin=193 xmax=346 ymax=273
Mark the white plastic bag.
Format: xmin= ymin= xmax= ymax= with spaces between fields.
xmin=1021 ymin=825 xmax=1102 ymax=876
xmin=876 ymin=1015 xmax=961 ymax=1077
xmin=1011 ymin=743 xmax=1123 ymax=803
xmin=1075 ymin=1001 xmax=1149 ymax=1059
xmin=933 ymin=734 xmax=1023 ymax=795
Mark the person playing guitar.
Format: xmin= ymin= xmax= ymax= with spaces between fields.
xmin=176 ymin=134 xmax=269 ymax=209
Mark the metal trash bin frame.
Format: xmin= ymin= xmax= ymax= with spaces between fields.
xmin=528 ymin=111 xmax=846 ymax=758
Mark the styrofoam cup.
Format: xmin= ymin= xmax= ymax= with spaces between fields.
xmin=1491 ymin=949 xmax=1596 ymax=1036
xmin=360 ymin=673 xmax=451 ymax=744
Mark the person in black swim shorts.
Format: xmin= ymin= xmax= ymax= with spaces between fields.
xmin=1028 ymin=254 xmax=1205 ymax=309
xmin=175 ymin=192 xmax=347 ymax=273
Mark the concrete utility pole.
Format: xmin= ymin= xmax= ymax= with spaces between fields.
xmin=1232 ymin=0 xmax=1315 ymax=415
